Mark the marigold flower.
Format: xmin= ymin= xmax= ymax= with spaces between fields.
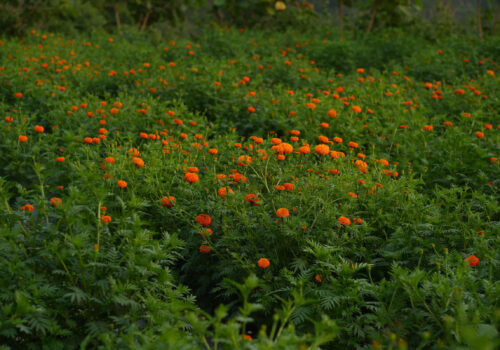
xmin=105 ymin=157 xmax=115 ymax=163
xmin=18 ymin=135 xmax=28 ymax=142
xmin=133 ymin=157 xmax=145 ymax=167
xmin=57 ymin=157 xmax=65 ymax=162
xmin=245 ymin=195 xmax=260 ymax=207
xmin=101 ymin=215 xmax=112 ymax=223
xmin=475 ymin=131 xmax=484 ymax=138
xmin=161 ymin=196 xmax=176 ymax=207
xmin=34 ymin=125 xmax=44 ymax=133
xmin=464 ymin=255 xmax=479 ymax=267
xmin=117 ymin=180 xmax=127 ymax=188
xmin=273 ymin=142 xmax=293 ymax=154
xmin=423 ymin=125 xmax=434 ymax=131
xmin=318 ymin=135 xmax=329 ymax=144
xmin=352 ymin=106 xmax=362 ymax=113
xmin=299 ymin=145 xmax=310 ymax=154
xmin=284 ymin=182 xmax=295 ymax=191
xmin=328 ymin=109 xmax=337 ymax=118
xmin=237 ymin=155 xmax=253 ymax=166
xmin=337 ymin=216 xmax=351 ymax=226
xmin=199 ymin=244 xmax=211 ymax=253
xmin=314 ymin=144 xmax=330 ymax=155
xmin=248 ymin=106 xmax=256 ymax=113
xmin=217 ymin=187 xmax=233 ymax=199
xmin=185 ymin=172 xmax=199 ymax=183
xmin=315 ymin=275 xmax=322 ymax=282
xmin=50 ymin=197 xmax=62 ymax=207
xmin=196 ymin=214 xmax=212 ymax=226
xmin=20 ymin=204 xmax=34 ymax=212
xmin=276 ymin=208 xmax=289 ymax=218
xmin=258 ymin=258 xmax=270 ymax=268
xmin=201 ymin=228 xmax=213 ymax=238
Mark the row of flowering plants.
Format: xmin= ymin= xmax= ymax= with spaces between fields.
xmin=0 ymin=26 xmax=499 ymax=348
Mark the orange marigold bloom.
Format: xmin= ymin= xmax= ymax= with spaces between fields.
xmin=423 ymin=125 xmax=434 ymax=131
xmin=105 ymin=157 xmax=115 ymax=163
xmin=443 ymin=121 xmax=453 ymax=127
xmin=199 ymin=244 xmax=211 ymax=253
xmin=117 ymin=180 xmax=127 ymax=188
xmin=328 ymin=109 xmax=337 ymax=118
xmin=271 ymin=138 xmax=282 ymax=145
xmin=333 ymin=137 xmax=343 ymax=143
xmin=464 ymin=255 xmax=479 ymax=267
xmin=217 ymin=187 xmax=233 ymax=199
xmin=196 ymin=214 xmax=212 ymax=226
xmin=337 ymin=216 xmax=351 ymax=226
xmin=201 ymin=228 xmax=213 ymax=238
xmin=243 ymin=334 xmax=253 ymax=341
xmin=101 ymin=215 xmax=112 ymax=223
xmin=20 ymin=204 xmax=34 ymax=212
xmin=57 ymin=157 xmax=65 ymax=162
xmin=276 ymin=208 xmax=289 ymax=218
xmin=208 ymin=148 xmax=218 ymax=155
xmin=185 ymin=172 xmax=199 ymax=183
xmin=258 ymin=258 xmax=270 ymax=268
xmin=161 ymin=196 xmax=176 ymax=207
xmin=187 ymin=167 xmax=199 ymax=173
xmin=15 ymin=92 xmax=23 ymax=98
xmin=34 ymin=125 xmax=44 ymax=133
xmin=299 ymin=145 xmax=310 ymax=154
xmin=274 ymin=142 xmax=293 ymax=154
xmin=352 ymin=106 xmax=362 ymax=113
xmin=284 ymin=182 xmax=295 ymax=191
xmin=18 ymin=135 xmax=28 ymax=142
xmin=318 ymin=135 xmax=329 ymax=144
xmin=348 ymin=141 xmax=358 ymax=149
xmin=320 ymin=122 xmax=329 ymax=129
xmin=133 ymin=157 xmax=145 ymax=167
xmin=129 ymin=148 xmax=140 ymax=156
xmin=330 ymin=151 xmax=345 ymax=159
xmin=245 ymin=194 xmax=260 ymax=206
xmin=50 ymin=197 xmax=62 ymax=207
xmin=248 ymin=106 xmax=256 ymax=113
xmin=237 ymin=155 xmax=253 ymax=166
xmin=475 ymin=131 xmax=484 ymax=138
xmin=314 ymin=144 xmax=330 ymax=155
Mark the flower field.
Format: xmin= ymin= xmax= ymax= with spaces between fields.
xmin=0 ymin=27 xmax=499 ymax=349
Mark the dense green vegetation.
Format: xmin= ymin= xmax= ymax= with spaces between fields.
xmin=0 ymin=15 xmax=499 ymax=350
